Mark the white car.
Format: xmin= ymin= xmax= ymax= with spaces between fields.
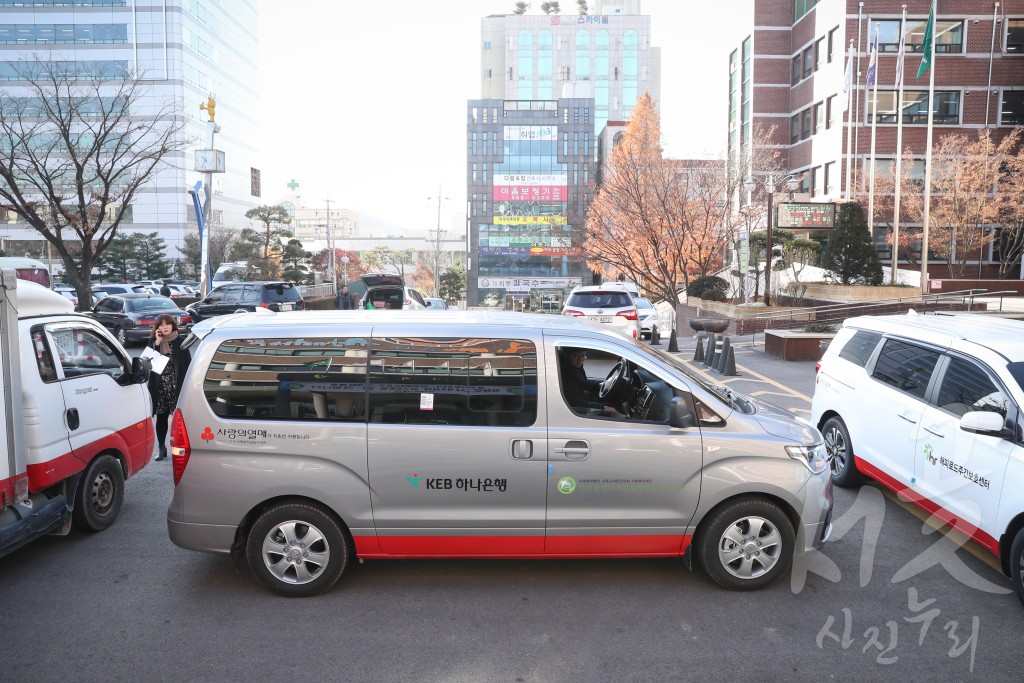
xmin=811 ymin=312 xmax=1024 ymax=606
xmin=423 ymin=297 xmax=447 ymax=310
xmin=562 ymin=285 xmax=640 ymax=340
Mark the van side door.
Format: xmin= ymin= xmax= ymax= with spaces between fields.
xmin=21 ymin=325 xmax=75 ymax=492
xmin=544 ymin=338 xmax=703 ymax=555
xmin=365 ymin=333 xmax=548 ymax=555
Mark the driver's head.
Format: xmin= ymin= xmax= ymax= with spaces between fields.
xmin=564 ymin=348 xmax=587 ymax=368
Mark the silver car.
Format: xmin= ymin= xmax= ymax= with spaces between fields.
xmin=168 ymin=310 xmax=832 ymax=596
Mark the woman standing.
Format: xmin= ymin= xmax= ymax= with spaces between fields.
xmin=147 ymin=314 xmax=190 ymax=461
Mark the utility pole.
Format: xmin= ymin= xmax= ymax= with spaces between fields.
xmin=427 ymin=186 xmax=450 ymax=297
xmin=324 ymin=198 xmax=335 ymax=286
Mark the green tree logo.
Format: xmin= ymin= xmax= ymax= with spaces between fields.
xmin=557 ymin=477 xmax=577 ymax=495
xmin=923 ymin=444 xmax=937 ymax=466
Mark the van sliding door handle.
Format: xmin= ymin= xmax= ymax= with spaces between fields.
xmin=554 ymin=440 xmax=590 ymax=460
xmin=897 ymin=413 xmax=917 ymax=424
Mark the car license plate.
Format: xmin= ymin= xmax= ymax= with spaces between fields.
xmin=280 ymin=303 xmax=293 ymax=311
xmin=588 ymin=315 xmax=613 ymax=323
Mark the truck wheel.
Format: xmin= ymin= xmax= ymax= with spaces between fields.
xmin=822 ymin=416 xmax=863 ymax=487
xmin=246 ymin=503 xmax=349 ymax=597
xmin=73 ymin=455 xmax=125 ymax=532
xmin=696 ymin=497 xmax=794 ymax=591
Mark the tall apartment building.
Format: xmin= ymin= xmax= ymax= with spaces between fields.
xmin=0 ymin=0 xmax=260 ymax=265
xmin=469 ymin=1 xmax=661 ymax=308
xmin=728 ymin=0 xmax=1024 ymax=278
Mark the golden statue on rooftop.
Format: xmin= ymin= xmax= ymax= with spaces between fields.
xmin=200 ymin=96 xmax=216 ymax=123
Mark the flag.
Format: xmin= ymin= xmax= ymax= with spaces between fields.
xmin=841 ymin=43 xmax=854 ymax=111
xmin=866 ymin=24 xmax=879 ymax=88
xmin=917 ymin=1 xmax=935 ymax=78
xmin=894 ymin=12 xmax=908 ymax=89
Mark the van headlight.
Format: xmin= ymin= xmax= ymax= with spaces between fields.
xmin=786 ymin=443 xmax=829 ymax=475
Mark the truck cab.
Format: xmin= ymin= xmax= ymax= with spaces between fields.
xmin=0 ymin=272 xmax=154 ymax=558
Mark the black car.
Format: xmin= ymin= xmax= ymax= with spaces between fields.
xmin=89 ymin=294 xmax=192 ymax=346
xmin=185 ymin=281 xmax=304 ymax=322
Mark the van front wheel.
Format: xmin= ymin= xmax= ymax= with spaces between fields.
xmin=696 ymin=498 xmax=794 ymax=591
xmin=72 ymin=455 xmax=124 ymax=532
xmin=247 ymin=503 xmax=348 ymax=597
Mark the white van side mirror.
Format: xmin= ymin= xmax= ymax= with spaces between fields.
xmin=669 ymin=396 xmax=696 ymax=429
xmin=959 ymin=411 xmax=1004 ymax=435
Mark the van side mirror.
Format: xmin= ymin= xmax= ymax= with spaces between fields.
xmin=131 ymin=356 xmax=151 ymax=385
xmin=669 ymin=396 xmax=696 ymax=429
xmin=959 ymin=411 xmax=1006 ymax=436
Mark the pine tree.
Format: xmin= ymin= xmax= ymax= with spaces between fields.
xmin=823 ymin=202 xmax=883 ymax=285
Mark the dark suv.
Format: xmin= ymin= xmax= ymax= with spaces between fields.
xmin=185 ymin=282 xmax=304 ymax=322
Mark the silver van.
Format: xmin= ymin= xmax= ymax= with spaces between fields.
xmin=168 ymin=310 xmax=833 ymax=596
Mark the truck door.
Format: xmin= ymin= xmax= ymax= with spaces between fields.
xmin=45 ymin=322 xmax=151 ymax=475
xmin=21 ymin=326 xmax=76 ymax=492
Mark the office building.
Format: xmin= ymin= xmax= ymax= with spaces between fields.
xmin=728 ymin=0 xmax=1024 ymax=278
xmin=0 ymin=0 xmax=261 ymax=265
xmin=469 ymin=1 xmax=662 ymax=308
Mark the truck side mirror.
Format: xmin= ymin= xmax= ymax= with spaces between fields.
xmin=131 ymin=356 xmax=151 ymax=385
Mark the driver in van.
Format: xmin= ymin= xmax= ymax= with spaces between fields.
xmin=558 ymin=348 xmax=623 ymax=417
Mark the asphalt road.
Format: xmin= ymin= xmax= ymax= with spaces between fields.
xmin=0 ymin=337 xmax=1020 ymax=682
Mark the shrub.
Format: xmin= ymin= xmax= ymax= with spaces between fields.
xmin=686 ymin=275 xmax=728 ymax=299
xmin=803 ymin=322 xmax=837 ymax=333
xmin=700 ymin=289 xmax=726 ymax=302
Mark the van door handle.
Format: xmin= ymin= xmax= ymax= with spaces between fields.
xmin=66 ymin=408 xmax=80 ymax=431
xmin=897 ymin=412 xmax=917 ymax=424
xmin=923 ymin=426 xmax=945 ymax=438
xmin=510 ymin=439 xmax=533 ymax=459
xmin=555 ymin=440 xmax=590 ymax=460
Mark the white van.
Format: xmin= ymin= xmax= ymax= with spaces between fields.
xmin=811 ymin=312 xmax=1024 ymax=606
xmin=0 ymin=274 xmax=154 ymax=557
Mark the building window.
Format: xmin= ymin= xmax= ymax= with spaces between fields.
xmin=793 ymin=0 xmax=821 ymax=22
xmin=483 ymin=41 xmax=492 ymax=49
xmin=815 ymin=37 xmax=826 ymax=70
xmin=870 ymin=90 xmax=960 ymax=124
xmin=826 ymin=94 xmax=837 ymax=128
xmin=801 ymin=109 xmax=812 ymax=140
xmin=828 ymin=26 xmax=839 ymax=62
xmin=1003 ymin=91 xmax=1024 ymax=125
xmin=812 ymin=101 xmax=824 ymax=134
xmin=790 ymin=114 xmax=800 ymax=144
xmin=870 ymin=19 xmax=903 ymax=51
xmin=824 ymin=161 xmax=836 ymax=196
xmin=1008 ymin=19 xmax=1024 ymax=53
xmin=907 ymin=19 xmax=964 ymax=53
xmin=250 ymin=168 xmax=261 ymax=197
xmin=811 ymin=166 xmax=822 ymax=197
xmin=802 ymin=46 xmax=815 ymax=79
xmin=792 ymin=55 xmax=802 ymax=85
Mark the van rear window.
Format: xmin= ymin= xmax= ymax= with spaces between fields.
xmin=838 ymin=330 xmax=882 ymax=367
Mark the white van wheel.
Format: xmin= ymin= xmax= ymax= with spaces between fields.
xmin=696 ymin=497 xmax=794 ymax=591
xmin=821 ymin=416 xmax=862 ymax=487
xmin=246 ymin=503 xmax=348 ymax=597
xmin=72 ymin=455 xmax=124 ymax=532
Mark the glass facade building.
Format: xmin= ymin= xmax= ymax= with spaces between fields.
xmin=467 ymin=98 xmax=597 ymax=309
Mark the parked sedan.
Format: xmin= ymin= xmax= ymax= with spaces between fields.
xmin=89 ymin=294 xmax=192 ymax=346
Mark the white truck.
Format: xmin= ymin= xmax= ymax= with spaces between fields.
xmin=0 ymin=270 xmax=154 ymax=557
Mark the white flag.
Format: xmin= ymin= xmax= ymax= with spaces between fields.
xmin=841 ymin=44 xmax=854 ymax=111
xmin=894 ymin=14 xmax=908 ymax=90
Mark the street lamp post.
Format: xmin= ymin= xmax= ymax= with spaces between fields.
xmin=744 ymin=174 xmax=799 ymax=307
xmin=341 ymin=254 xmax=350 ymax=284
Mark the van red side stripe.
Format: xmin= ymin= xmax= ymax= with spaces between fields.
xmin=854 ymin=456 xmax=1000 ymax=556
xmin=354 ymin=534 xmax=691 ymax=559
xmin=26 ymin=419 xmax=154 ymax=492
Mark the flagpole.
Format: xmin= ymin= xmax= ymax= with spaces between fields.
xmin=920 ymin=0 xmax=937 ymax=295
xmin=892 ymin=5 xmax=907 ymax=284
xmin=844 ymin=39 xmax=855 ymax=200
xmin=867 ymin=25 xmax=879 ymax=261
xmin=854 ymin=2 xmax=865 ymax=188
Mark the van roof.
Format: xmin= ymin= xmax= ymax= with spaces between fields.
xmin=190 ymin=309 xmax=638 ymax=340
xmin=14 ymin=279 xmax=75 ymax=317
xmin=845 ymin=312 xmax=1024 ymax=360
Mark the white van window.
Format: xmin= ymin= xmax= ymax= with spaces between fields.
xmin=368 ymin=337 xmax=537 ymax=427
xmin=838 ymin=330 xmax=882 ymax=367
xmin=871 ymin=339 xmax=941 ymax=400
xmin=203 ymin=337 xmax=369 ymax=420
xmin=935 ymin=358 xmax=1010 ymax=419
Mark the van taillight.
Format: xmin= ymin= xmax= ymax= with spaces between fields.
xmin=815 ymin=361 xmax=821 ymax=375
xmin=170 ymin=409 xmax=190 ymax=485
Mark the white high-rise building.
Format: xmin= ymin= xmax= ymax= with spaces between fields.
xmin=0 ymin=0 xmax=260 ymax=263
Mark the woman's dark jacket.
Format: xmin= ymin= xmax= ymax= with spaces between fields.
xmin=146 ymin=335 xmax=191 ymax=403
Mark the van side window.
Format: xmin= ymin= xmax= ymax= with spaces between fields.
xmin=936 ymin=358 xmax=1009 ymax=419
xmin=30 ymin=328 xmax=58 ymax=382
xmin=49 ymin=327 xmax=127 ymax=381
xmin=368 ymin=337 xmax=537 ymax=427
xmin=202 ymin=337 xmax=369 ymax=420
xmin=838 ymin=330 xmax=882 ymax=367
xmin=870 ymin=339 xmax=940 ymax=399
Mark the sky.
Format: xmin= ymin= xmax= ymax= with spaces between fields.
xmin=257 ymin=1 xmax=744 ymax=237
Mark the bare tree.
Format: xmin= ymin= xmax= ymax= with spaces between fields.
xmin=0 ymin=58 xmax=189 ymax=307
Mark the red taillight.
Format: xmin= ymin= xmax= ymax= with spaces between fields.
xmin=562 ymin=309 xmax=584 ymax=317
xmin=815 ymin=361 xmax=821 ymax=375
xmin=170 ymin=409 xmax=191 ymax=486
xmin=179 ymin=315 xmax=192 ymax=324
xmin=138 ymin=316 xmax=156 ymax=326
xmin=260 ymin=302 xmax=270 ymax=309
xmin=616 ymin=308 xmax=638 ymax=321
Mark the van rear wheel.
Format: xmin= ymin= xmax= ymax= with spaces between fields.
xmin=822 ymin=416 xmax=862 ymax=487
xmin=696 ymin=497 xmax=794 ymax=591
xmin=246 ymin=503 xmax=348 ymax=597
xmin=72 ymin=455 xmax=124 ymax=532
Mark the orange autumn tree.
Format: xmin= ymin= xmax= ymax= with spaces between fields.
xmin=584 ymin=92 xmax=693 ymax=306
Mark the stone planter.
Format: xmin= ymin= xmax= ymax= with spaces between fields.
xmin=798 ymin=283 xmax=918 ymax=303
xmin=688 ymin=318 xmax=729 ymax=334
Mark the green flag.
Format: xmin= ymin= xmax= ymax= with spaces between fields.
xmin=916 ymin=2 xmax=935 ymax=78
